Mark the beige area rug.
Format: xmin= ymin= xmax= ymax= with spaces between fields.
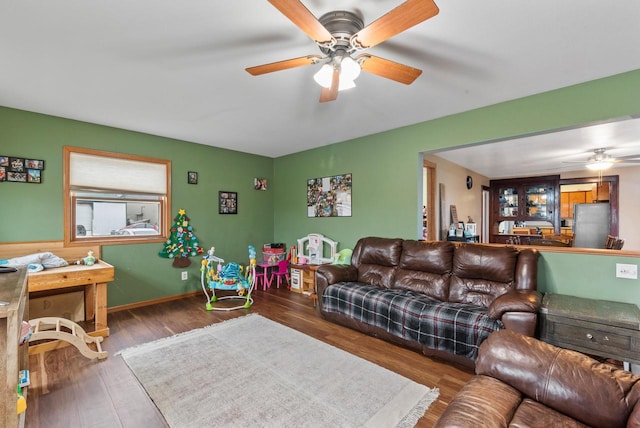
xmin=119 ymin=314 xmax=439 ymax=427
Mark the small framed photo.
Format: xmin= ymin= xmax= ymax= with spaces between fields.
xmin=9 ymin=157 xmax=25 ymax=172
xmin=187 ymin=171 xmax=198 ymax=185
xmin=7 ymin=171 xmax=27 ymax=182
xmin=465 ymin=223 xmax=477 ymax=235
xmin=0 ymin=167 xmax=6 ymax=181
xmin=28 ymin=169 xmax=42 ymax=183
xmin=254 ymin=177 xmax=267 ymax=191
xmin=25 ymin=159 xmax=45 ymax=170
xmin=219 ymin=191 xmax=238 ymax=214
xmin=0 ymin=156 xmax=8 ymax=167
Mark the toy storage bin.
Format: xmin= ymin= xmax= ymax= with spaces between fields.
xmin=263 ymin=249 xmax=285 ymax=263
xmin=263 ymin=244 xmax=286 ymax=264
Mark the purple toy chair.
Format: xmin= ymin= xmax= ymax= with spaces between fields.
xmin=270 ymin=259 xmax=290 ymax=289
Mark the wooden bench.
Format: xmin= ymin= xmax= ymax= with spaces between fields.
xmin=0 ymin=241 xmax=114 ymax=356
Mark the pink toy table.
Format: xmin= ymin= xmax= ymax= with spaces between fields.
xmin=256 ymin=261 xmax=277 ymax=290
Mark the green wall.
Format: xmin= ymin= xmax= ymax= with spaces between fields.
xmin=3 ymin=69 xmax=640 ymax=309
xmin=0 ymin=107 xmax=274 ymax=306
xmin=274 ymin=69 xmax=640 ymax=307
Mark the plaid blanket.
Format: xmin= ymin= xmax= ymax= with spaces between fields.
xmin=322 ymin=282 xmax=503 ymax=360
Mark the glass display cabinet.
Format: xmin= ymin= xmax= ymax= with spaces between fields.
xmin=525 ymin=184 xmax=552 ymax=219
xmin=498 ymin=186 xmax=519 ymax=218
xmin=490 ymin=175 xmax=560 ymax=242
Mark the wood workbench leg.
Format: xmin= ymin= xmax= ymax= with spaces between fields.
xmin=95 ymin=282 xmax=108 ymax=335
xmin=85 ymin=283 xmax=95 ymax=321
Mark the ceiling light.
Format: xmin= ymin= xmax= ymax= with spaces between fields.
xmin=586 ymin=160 xmax=614 ymax=170
xmin=313 ymin=64 xmax=334 ymax=88
xmin=339 ymin=79 xmax=356 ymax=90
xmin=313 ymin=55 xmax=361 ymax=91
xmin=340 ymin=56 xmax=361 ymax=82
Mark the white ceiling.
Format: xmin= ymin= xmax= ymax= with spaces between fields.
xmin=432 ymin=116 xmax=640 ymax=179
xmin=2 ymin=1 xmax=640 ymax=158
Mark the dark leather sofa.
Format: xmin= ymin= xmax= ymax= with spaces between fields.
xmin=435 ymin=330 xmax=640 ymax=427
xmin=315 ymin=237 xmax=540 ymax=367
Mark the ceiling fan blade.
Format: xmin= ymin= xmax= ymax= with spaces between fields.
xmin=615 ymin=154 xmax=640 ymax=160
xmin=351 ymin=0 xmax=439 ymax=49
xmin=268 ymin=0 xmax=334 ymax=45
xmin=246 ymin=55 xmax=321 ymax=76
xmin=357 ymin=54 xmax=422 ymax=84
xmin=319 ymin=69 xmax=339 ymax=103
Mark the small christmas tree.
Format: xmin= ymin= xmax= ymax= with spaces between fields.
xmin=159 ymin=208 xmax=203 ymax=267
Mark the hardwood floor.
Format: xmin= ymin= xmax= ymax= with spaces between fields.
xmin=24 ymin=288 xmax=473 ymax=427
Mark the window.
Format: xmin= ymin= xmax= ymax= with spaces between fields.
xmin=64 ymin=146 xmax=171 ymax=245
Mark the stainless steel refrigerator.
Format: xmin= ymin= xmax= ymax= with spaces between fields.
xmin=572 ymin=203 xmax=611 ymax=249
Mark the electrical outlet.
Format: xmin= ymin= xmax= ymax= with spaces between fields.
xmin=181 ymin=271 xmax=188 ymax=281
xmin=616 ymin=263 xmax=638 ymax=280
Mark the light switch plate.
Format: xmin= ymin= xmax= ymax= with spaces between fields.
xmin=181 ymin=271 xmax=188 ymax=281
xmin=616 ymin=263 xmax=638 ymax=280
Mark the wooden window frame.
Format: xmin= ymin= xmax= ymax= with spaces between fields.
xmin=63 ymin=146 xmax=171 ymax=246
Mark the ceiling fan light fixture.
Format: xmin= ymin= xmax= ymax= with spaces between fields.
xmin=586 ymin=160 xmax=614 ymax=171
xmin=339 ymin=78 xmax=356 ymax=91
xmin=340 ymin=56 xmax=361 ymax=81
xmin=313 ymin=64 xmax=334 ymax=88
xmin=313 ymin=55 xmax=361 ymax=91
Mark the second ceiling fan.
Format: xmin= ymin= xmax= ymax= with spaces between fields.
xmin=246 ymin=0 xmax=440 ymax=102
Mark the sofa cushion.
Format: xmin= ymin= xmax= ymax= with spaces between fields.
xmin=434 ymin=375 xmax=523 ymax=427
xmin=322 ymin=282 xmax=502 ymax=360
xmin=393 ymin=240 xmax=453 ymax=301
xmin=352 ymin=237 xmax=403 ymax=288
xmin=510 ymin=399 xmax=590 ymax=428
xmin=449 ymin=245 xmax=518 ymax=308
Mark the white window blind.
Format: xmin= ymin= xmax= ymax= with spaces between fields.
xmin=69 ymin=152 xmax=167 ymax=194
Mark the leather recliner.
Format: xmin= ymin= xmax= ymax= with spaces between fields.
xmin=435 ymin=330 xmax=640 ymax=427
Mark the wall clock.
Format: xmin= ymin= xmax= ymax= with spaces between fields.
xmin=466 ymin=175 xmax=473 ymax=189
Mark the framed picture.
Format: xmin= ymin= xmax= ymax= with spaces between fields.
xmin=27 ymin=169 xmax=42 ymax=183
xmin=465 ymin=223 xmax=477 ymax=235
xmin=1 ymin=156 xmax=45 ymax=183
xmin=7 ymin=171 xmax=27 ymax=182
xmin=9 ymin=157 xmax=25 ymax=172
xmin=25 ymin=159 xmax=45 ymax=170
xmin=219 ymin=191 xmax=238 ymax=214
xmin=188 ymin=171 xmax=198 ymax=184
xmin=307 ymin=173 xmax=352 ymax=217
xmin=254 ymin=177 xmax=267 ymax=190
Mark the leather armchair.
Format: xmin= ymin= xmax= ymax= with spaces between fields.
xmin=435 ymin=330 xmax=640 ymax=428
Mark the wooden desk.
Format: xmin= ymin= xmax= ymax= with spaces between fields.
xmin=28 ymin=261 xmax=114 ymax=340
xmin=0 ymin=268 xmax=28 ymax=428
xmin=0 ymin=241 xmax=114 ymax=354
xmin=539 ymin=293 xmax=640 ymax=373
xmin=27 ymin=262 xmax=114 ymax=355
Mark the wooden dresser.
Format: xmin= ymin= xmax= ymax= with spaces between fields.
xmin=539 ymin=293 xmax=640 ymax=372
xmin=0 ymin=268 xmax=28 ymax=428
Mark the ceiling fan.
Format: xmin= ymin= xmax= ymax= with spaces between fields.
xmin=564 ymin=148 xmax=640 ymax=171
xmin=245 ymin=0 xmax=440 ymax=103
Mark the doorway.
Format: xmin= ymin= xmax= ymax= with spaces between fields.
xmin=422 ymin=159 xmax=437 ymax=240
xmin=560 ymin=175 xmax=619 ymax=237
xmin=481 ymin=186 xmax=490 ymax=243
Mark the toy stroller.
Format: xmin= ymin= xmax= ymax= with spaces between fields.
xmin=200 ymin=245 xmax=256 ymax=311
